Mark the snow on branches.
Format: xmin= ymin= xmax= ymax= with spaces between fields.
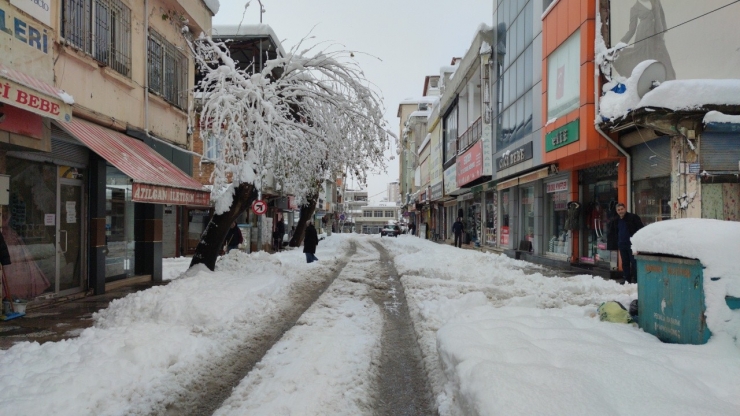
xmin=189 ymin=34 xmax=390 ymax=214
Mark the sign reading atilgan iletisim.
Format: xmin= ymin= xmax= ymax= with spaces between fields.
xmin=132 ymin=183 xmax=210 ymax=206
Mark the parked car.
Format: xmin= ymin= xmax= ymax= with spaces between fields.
xmin=380 ymin=225 xmax=400 ymax=237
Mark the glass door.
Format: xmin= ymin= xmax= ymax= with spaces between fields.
xmin=57 ymin=180 xmax=84 ymax=293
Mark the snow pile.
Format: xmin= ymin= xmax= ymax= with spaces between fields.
xmin=0 ymin=236 xmax=350 ymax=415
xmin=704 ymin=110 xmax=740 ymax=125
xmin=632 ymin=219 xmax=740 ymax=335
xmin=598 ymin=60 xmax=653 ymax=121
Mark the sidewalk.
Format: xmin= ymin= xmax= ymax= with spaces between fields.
xmin=0 ymin=279 xmax=165 ymax=350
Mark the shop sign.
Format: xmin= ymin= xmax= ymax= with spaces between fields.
xmin=0 ymin=76 xmax=72 ymax=121
xmin=132 ymin=183 xmax=211 ymax=206
xmin=456 ymin=141 xmax=483 ymax=187
xmin=10 ymin=0 xmax=50 ymax=26
xmin=0 ymin=103 xmax=44 ymax=139
xmin=496 ymin=142 xmax=533 ymax=171
xmin=552 ymin=191 xmax=568 ymax=211
xmin=0 ymin=3 xmax=54 ymax=83
xmin=482 ymin=124 xmax=493 ymax=175
xmin=431 ymin=182 xmax=444 ymax=201
xmin=444 ymin=164 xmax=459 ymax=195
xmin=500 ymin=226 xmax=510 ymax=245
xmin=546 ymin=179 xmax=569 ymax=193
xmin=546 ymin=120 xmax=579 ymax=152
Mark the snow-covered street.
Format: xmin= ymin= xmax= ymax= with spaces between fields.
xmin=2 ymin=234 xmax=740 ymax=415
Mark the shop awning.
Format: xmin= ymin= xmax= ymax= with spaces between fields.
xmin=496 ymin=167 xmax=550 ymax=191
xmin=58 ymin=118 xmax=211 ymax=206
xmin=0 ymin=63 xmax=73 ymax=122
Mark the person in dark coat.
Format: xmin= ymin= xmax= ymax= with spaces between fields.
xmin=452 ymin=217 xmax=464 ymax=248
xmin=273 ymin=215 xmax=286 ymax=252
xmin=408 ymin=222 xmax=416 ymax=236
xmin=607 ymin=203 xmax=644 ymax=284
xmin=303 ymin=221 xmax=319 ymax=263
xmin=225 ymin=222 xmax=243 ymax=253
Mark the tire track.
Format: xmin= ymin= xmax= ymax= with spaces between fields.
xmin=162 ymin=242 xmax=357 ymax=416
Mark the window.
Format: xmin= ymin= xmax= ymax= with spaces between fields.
xmin=547 ymin=30 xmax=581 ymax=119
xmin=374 ymin=211 xmax=383 ymax=218
xmin=443 ymin=106 xmax=458 ymax=162
xmin=203 ymin=133 xmax=222 ymax=161
xmin=62 ymin=0 xmax=132 ymax=77
xmin=148 ymin=30 xmax=188 ymax=110
xmin=385 ymin=211 xmax=394 ymax=218
xmin=363 ymin=210 xmax=372 ymax=217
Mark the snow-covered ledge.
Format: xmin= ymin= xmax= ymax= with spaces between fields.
xmin=703 ymin=110 xmax=740 ymax=125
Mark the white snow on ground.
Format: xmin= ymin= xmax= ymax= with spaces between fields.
xmin=162 ymin=256 xmax=193 ymax=281
xmin=2 ymin=233 xmax=740 ymax=415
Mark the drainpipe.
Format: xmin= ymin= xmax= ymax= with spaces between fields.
xmin=594 ymin=2 xmax=631 ymax=210
xmin=144 ymin=0 xmax=149 ymax=135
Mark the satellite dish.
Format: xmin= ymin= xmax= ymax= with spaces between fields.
xmin=636 ymin=61 xmax=667 ymax=98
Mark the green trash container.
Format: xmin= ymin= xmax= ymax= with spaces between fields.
xmin=635 ymin=254 xmax=710 ymax=345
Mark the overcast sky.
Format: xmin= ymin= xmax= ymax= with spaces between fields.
xmin=212 ymin=0 xmax=493 ymax=203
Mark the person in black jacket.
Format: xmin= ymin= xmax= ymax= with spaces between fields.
xmin=225 ymin=222 xmax=243 ymax=253
xmin=303 ymin=221 xmax=319 ymax=263
xmin=607 ymin=203 xmax=644 ymax=284
xmin=452 ymin=217 xmax=464 ymax=248
xmin=273 ymin=215 xmax=286 ymax=252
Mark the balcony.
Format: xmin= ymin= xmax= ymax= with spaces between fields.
xmin=457 ymin=116 xmax=482 ymax=154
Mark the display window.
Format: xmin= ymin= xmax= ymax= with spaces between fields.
xmin=520 ymin=187 xmax=534 ymax=248
xmin=105 ymin=166 xmax=135 ymax=280
xmin=485 ymin=190 xmax=497 ymax=246
xmin=633 ymin=178 xmax=671 ymax=225
xmin=545 ymin=188 xmax=569 ymax=256
xmin=500 ymin=190 xmax=510 ymax=246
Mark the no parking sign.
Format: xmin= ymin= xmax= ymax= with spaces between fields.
xmin=251 ymin=200 xmax=267 ymax=215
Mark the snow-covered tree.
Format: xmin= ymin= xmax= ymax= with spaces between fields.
xmin=188 ymin=34 xmax=389 ymax=269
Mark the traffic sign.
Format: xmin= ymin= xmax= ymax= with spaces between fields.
xmin=339 ymin=214 xmax=346 ymax=221
xmin=251 ymin=199 xmax=267 ymax=215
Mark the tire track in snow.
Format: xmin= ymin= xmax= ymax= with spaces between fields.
xmin=163 ymin=242 xmax=357 ymax=416
xmin=369 ymin=240 xmax=437 ymax=416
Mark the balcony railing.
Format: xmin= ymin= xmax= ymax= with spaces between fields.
xmin=457 ymin=116 xmax=482 ymax=154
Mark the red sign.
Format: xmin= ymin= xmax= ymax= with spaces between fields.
xmin=500 ymin=226 xmax=510 ymax=245
xmin=546 ymin=180 xmax=568 ymax=193
xmin=0 ymin=104 xmax=45 ymax=140
xmin=132 ymin=183 xmax=211 ymax=206
xmin=252 ymin=199 xmax=267 ymax=215
xmin=456 ymin=141 xmax=484 ymax=187
xmin=0 ymin=75 xmax=72 ymax=122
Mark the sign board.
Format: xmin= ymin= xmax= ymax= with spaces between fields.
xmin=496 ymin=142 xmax=533 ymax=172
xmin=609 ymin=0 xmax=740 ymax=81
xmin=430 ymin=182 xmax=444 ymax=201
xmin=546 ymin=179 xmax=569 ymax=193
xmin=252 ymin=199 xmax=267 ymax=215
xmin=0 ymin=73 xmax=72 ymax=122
xmin=547 ymin=30 xmax=581 ymax=119
xmin=339 ymin=214 xmax=346 ymax=221
xmin=10 ymin=0 xmax=51 ymax=26
xmin=500 ymin=225 xmax=510 ymax=246
xmin=0 ymin=3 xmax=54 ymax=83
xmin=444 ymin=164 xmax=459 ymax=195
xmin=456 ymin=141 xmax=484 ymax=187
xmin=546 ymin=120 xmax=580 ymax=152
xmin=132 ymin=183 xmax=211 ymax=206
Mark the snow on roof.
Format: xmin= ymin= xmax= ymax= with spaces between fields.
xmin=631 ymin=218 xmax=740 ymax=335
xmin=399 ymin=96 xmax=438 ymax=105
xmin=203 ymin=0 xmax=219 ymax=15
xmin=599 ymin=63 xmax=740 ymax=121
xmin=704 ymin=111 xmax=740 ymax=125
xmin=408 ymin=110 xmax=431 ymax=119
xmin=211 ymin=24 xmax=285 ymax=56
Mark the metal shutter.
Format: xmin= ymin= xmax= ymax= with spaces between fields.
xmin=700 ymin=133 xmax=740 ymax=173
xmin=632 ymin=136 xmax=670 ymax=181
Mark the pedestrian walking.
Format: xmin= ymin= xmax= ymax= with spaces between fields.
xmin=303 ymin=220 xmax=319 ymax=263
xmin=225 ymin=221 xmax=243 ymax=253
xmin=607 ymin=203 xmax=644 ymax=284
xmin=408 ymin=222 xmax=416 ymax=236
xmin=273 ymin=214 xmax=286 ymax=252
xmin=452 ymin=217 xmax=464 ymax=248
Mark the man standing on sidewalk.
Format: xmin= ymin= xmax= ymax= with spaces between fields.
xmin=452 ymin=217 xmax=464 ymax=248
xmin=607 ymin=203 xmax=644 ymax=284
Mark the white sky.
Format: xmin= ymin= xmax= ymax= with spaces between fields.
xmin=212 ymin=0 xmax=494 ymax=202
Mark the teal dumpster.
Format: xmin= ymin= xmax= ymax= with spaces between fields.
xmin=635 ymin=254 xmax=710 ymax=345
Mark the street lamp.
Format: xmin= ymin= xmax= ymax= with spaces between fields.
xmin=257 ymin=0 xmax=265 ymax=23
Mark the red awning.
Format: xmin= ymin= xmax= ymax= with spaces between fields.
xmin=58 ymin=118 xmax=211 ymax=206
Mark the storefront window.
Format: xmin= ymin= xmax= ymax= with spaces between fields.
xmin=634 ymin=177 xmax=671 ymax=225
xmin=580 ymin=163 xmax=618 ymax=265
xmin=5 ymin=159 xmax=57 ymax=299
xmin=545 ymin=189 xmax=569 ymax=255
xmin=106 ymin=166 xmax=135 ymax=280
xmin=485 ymin=190 xmax=497 ymax=246
xmin=500 ymin=190 xmax=510 ymax=246
xmin=520 ymin=187 xmax=534 ymax=250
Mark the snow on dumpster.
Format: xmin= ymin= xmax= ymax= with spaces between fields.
xmin=631 ymin=219 xmax=740 ymax=343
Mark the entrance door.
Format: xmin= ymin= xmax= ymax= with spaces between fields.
xmin=580 ymin=163 xmax=618 ymax=266
xmin=57 ymin=181 xmax=84 ymax=293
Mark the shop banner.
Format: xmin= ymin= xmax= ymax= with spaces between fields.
xmin=546 ymin=179 xmax=569 ymax=193
xmin=444 ymin=164 xmax=459 ymax=195
xmin=456 ymin=141 xmax=484 ymax=187
xmin=0 ymin=103 xmax=44 ymax=139
xmin=0 ymin=3 xmax=54 ymax=82
xmin=500 ymin=225 xmax=510 ymax=245
xmin=133 ymin=183 xmax=211 ymax=206
xmin=609 ymin=0 xmax=740 ymax=80
xmin=482 ymin=124 xmax=493 ymax=176
xmin=431 ymin=182 xmax=444 ymax=201
xmin=430 ymin=129 xmax=443 ymax=188
xmin=546 ymin=120 xmax=579 ymax=152
xmin=0 ymin=75 xmax=72 ymax=121
xmin=10 ymin=0 xmax=51 ymax=26
xmin=496 ymin=141 xmax=533 ymax=171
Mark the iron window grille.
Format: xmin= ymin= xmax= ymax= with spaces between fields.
xmin=61 ymin=0 xmax=132 ymax=78
xmin=148 ymin=30 xmax=188 ymax=110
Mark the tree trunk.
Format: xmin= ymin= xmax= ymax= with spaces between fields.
xmin=289 ymin=193 xmax=318 ymax=247
xmin=190 ymin=183 xmax=258 ymax=271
